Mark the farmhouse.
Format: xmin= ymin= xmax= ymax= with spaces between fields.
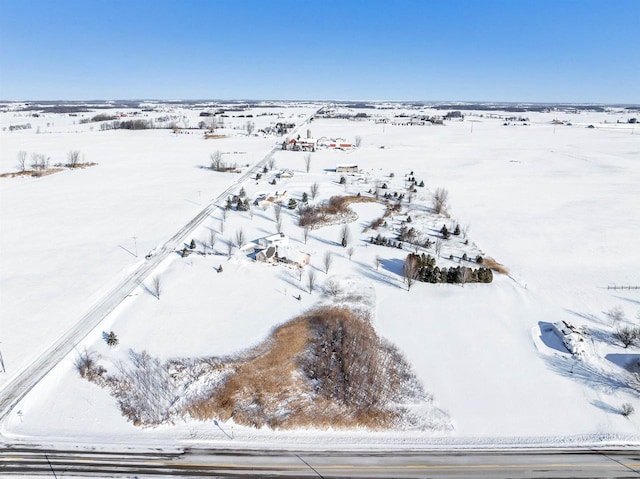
xmin=259 ymin=233 xmax=289 ymax=249
xmin=256 ymin=245 xmax=310 ymax=268
xmin=283 ymin=138 xmax=317 ymax=151
xmin=336 ymin=164 xmax=358 ymax=173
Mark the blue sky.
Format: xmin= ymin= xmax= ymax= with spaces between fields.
xmin=1 ymin=0 xmax=638 ymax=103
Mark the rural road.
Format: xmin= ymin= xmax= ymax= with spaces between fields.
xmin=1 ymin=447 xmax=639 ymax=478
xmin=0 ymin=110 xmax=318 ymax=423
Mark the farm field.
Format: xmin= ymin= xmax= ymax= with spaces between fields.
xmin=1 ymin=102 xmax=639 ymax=448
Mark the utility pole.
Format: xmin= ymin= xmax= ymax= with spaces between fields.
xmin=0 ymin=345 xmax=5 ymax=373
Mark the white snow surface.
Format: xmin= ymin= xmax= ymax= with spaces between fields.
xmin=1 ymin=104 xmax=640 ymax=448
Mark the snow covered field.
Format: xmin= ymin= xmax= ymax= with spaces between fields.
xmin=1 ymin=102 xmax=639 ymax=448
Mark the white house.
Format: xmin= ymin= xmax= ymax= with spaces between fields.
xmin=258 ymin=233 xmax=289 ymax=250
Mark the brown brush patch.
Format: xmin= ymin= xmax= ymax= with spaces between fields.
xmin=363 ymin=217 xmax=385 ymax=232
xmin=187 ymin=317 xmax=312 ymax=428
xmin=0 ymin=168 xmax=65 ymax=178
xmin=483 ymin=257 xmax=509 ymax=274
xmin=1 ymin=163 xmax=97 ymax=178
xmin=184 ymin=306 xmax=420 ymax=430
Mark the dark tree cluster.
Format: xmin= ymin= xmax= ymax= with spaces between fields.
xmin=227 ymin=195 xmax=250 ymax=211
xmin=382 ymin=191 xmax=405 ymax=201
xmin=406 ymin=253 xmax=493 ymax=284
xmin=398 ymin=225 xmax=418 ymax=243
xmin=370 ymin=233 xmax=403 ymax=249
xmin=100 ymin=119 xmax=152 ymax=130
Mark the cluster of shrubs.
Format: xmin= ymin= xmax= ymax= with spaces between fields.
xmin=407 ymin=175 xmax=424 ymax=188
xmin=369 ymin=233 xmax=404 ymax=249
xmin=440 ymin=224 xmax=461 ymax=239
xmin=8 ymin=123 xmax=32 ymax=131
xmin=381 ymin=191 xmax=405 ymax=200
xmin=226 ymin=195 xmax=250 ymax=211
xmin=407 ymin=253 xmax=493 ymax=284
xmin=398 ymin=225 xmax=418 ymax=243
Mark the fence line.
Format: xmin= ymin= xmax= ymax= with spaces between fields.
xmin=607 ymin=285 xmax=640 ymax=290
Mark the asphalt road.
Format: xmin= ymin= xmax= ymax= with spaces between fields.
xmin=1 ymin=447 xmax=639 ymax=478
xmin=0 ymin=110 xmax=317 ymax=423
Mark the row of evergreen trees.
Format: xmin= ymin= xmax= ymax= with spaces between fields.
xmin=407 ymin=253 xmax=493 ymax=284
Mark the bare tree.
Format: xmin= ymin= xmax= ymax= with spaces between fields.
xmin=347 ymin=246 xmax=354 ymax=260
xmin=621 ymin=403 xmax=635 ymax=417
xmin=340 ymin=224 xmax=351 ymax=247
xmin=245 ymin=121 xmax=255 ymax=135
xmin=152 ymin=276 xmax=161 ymax=300
xmin=249 ymin=205 xmax=254 ymax=220
xmin=226 ymin=240 xmax=234 ymax=257
xmin=434 ymin=239 xmax=443 ymax=258
xmin=303 ymin=226 xmax=309 ymax=244
xmin=324 ymin=279 xmax=342 ymax=296
xmin=459 ymin=266 xmax=471 ymax=286
xmin=304 ymin=153 xmax=311 ymax=173
xmin=403 ymin=256 xmax=419 ymax=291
xmin=614 ymin=326 xmax=638 ymax=348
xmin=323 ymin=251 xmax=333 ymax=274
xmin=67 ymin=150 xmax=81 ymax=168
xmin=30 ymin=153 xmax=49 ymax=170
xmin=607 ymin=306 xmax=625 ymax=325
xmin=310 ymin=182 xmax=319 ymax=200
xmin=354 ymin=135 xmax=362 ymax=147
xmin=235 ymin=229 xmax=246 ymax=249
xmin=274 ymin=203 xmax=282 ymax=222
xmin=375 ymin=255 xmax=381 ymax=271
xmin=432 ymin=187 xmax=449 ymax=215
xmin=276 ymin=215 xmax=283 ymax=234
xmin=307 ymin=268 xmax=316 ymax=294
xmin=207 ymin=231 xmax=217 ymax=253
xmin=210 ymin=150 xmax=224 ymax=171
xmin=268 ymin=157 xmax=276 ymax=170
xmin=17 ymin=150 xmax=27 ymax=171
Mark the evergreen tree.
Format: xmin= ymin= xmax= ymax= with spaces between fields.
xmin=440 ymin=224 xmax=450 ymax=238
xmin=418 ymin=180 xmax=424 ymax=187
xmin=454 ymin=224 xmax=461 ymax=235
xmin=302 ymin=192 xmax=308 ymax=203
xmin=288 ymin=198 xmax=297 ymax=210
xmin=106 ymin=331 xmax=119 ymax=347
xmin=189 ymin=239 xmax=196 ymax=249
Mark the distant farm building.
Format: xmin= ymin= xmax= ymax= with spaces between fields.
xmin=336 ymin=164 xmax=358 ymax=173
